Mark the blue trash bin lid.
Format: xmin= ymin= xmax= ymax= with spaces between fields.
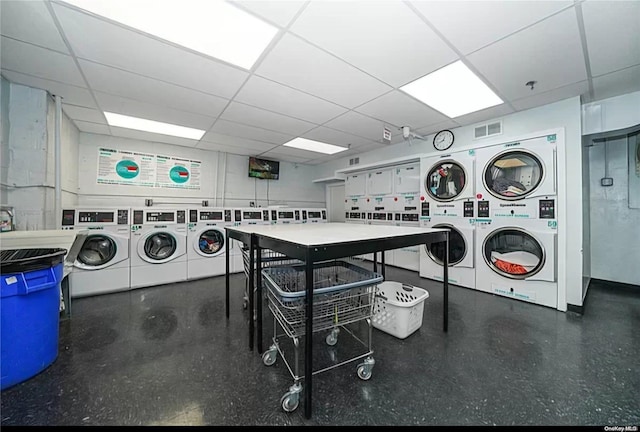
xmin=0 ymin=248 xmax=67 ymax=274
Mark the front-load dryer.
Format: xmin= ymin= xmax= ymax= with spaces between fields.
xmin=419 ymin=217 xmax=475 ymax=289
xmin=130 ymin=208 xmax=187 ymax=289
xmin=475 ymin=134 xmax=558 ymax=220
xmin=304 ymin=208 xmax=327 ymax=224
xmin=475 ymin=218 xmax=557 ymax=308
xmin=61 ymin=208 xmax=131 ymax=298
xmin=187 ymin=208 xmax=233 ymax=280
xmin=421 ymin=149 xmax=475 ymax=219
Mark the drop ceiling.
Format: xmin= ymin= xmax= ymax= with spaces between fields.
xmin=1 ymin=0 xmax=639 ymax=165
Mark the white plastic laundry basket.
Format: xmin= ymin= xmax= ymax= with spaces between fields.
xmin=372 ymin=281 xmax=429 ymax=339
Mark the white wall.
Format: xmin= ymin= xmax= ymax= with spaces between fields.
xmin=588 ymin=133 xmax=640 ymax=286
xmin=1 ymin=77 xmax=10 ymax=204
xmin=77 ymin=133 xmax=325 ymax=209
xmin=0 ymin=81 xmax=80 ymax=229
xmin=316 ymin=97 xmax=583 ymax=310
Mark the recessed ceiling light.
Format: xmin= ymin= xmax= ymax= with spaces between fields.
xmin=104 ymin=112 xmax=205 ymax=140
xmin=400 ymin=60 xmax=503 ymax=118
xmin=62 ymin=0 xmax=278 ymax=70
xmin=283 ymin=138 xmax=348 ymax=155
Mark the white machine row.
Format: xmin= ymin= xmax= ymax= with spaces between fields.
xmin=61 ymin=206 xmax=326 ymax=297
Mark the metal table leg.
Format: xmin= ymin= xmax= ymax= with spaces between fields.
xmin=303 ymin=249 xmax=314 ymax=419
xmin=249 ymin=235 xmax=255 ymax=351
xmin=256 ymin=244 xmax=263 ymax=354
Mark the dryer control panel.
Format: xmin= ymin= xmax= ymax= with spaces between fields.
xmin=421 ymin=202 xmax=429 ymax=217
xmin=463 ymin=201 xmax=474 ymax=218
xmin=478 ymin=201 xmax=490 ymax=218
xmin=539 ymin=199 xmax=555 ymax=219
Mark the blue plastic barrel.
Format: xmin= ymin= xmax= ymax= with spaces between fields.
xmin=1 ymin=248 xmax=66 ymax=391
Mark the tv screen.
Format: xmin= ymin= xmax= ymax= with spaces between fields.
xmin=249 ymin=157 xmax=280 ymax=180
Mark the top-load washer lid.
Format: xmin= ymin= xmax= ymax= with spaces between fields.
xmin=482 ymin=227 xmax=544 ymax=279
xmin=77 ymin=234 xmax=117 ymax=266
xmin=484 ymin=150 xmax=543 ymax=200
xmin=144 ymin=232 xmax=177 ymax=261
xmin=425 ymin=160 xmax=468 ymax=201
xmin=196 ymin=229 xmax=225 ymax=257
xmin=424 ymin=224 xmax=466 ymax=266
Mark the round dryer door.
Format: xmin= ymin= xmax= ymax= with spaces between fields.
xmin=425 ymin=160 xmax=468 ymax=201
xmin=78 ymin=235 xmax=117 ymax=267
xmin=196 ymin=229 xmax=224 ymax=258
xmin=425 ymin=224 xmax=466 ymax=266
xmin=144 ymin=232 xmax=177 ymax=261
xmin=483 ymin=227 xmax=545 ymax=279
xmin=484 ymin=150 xmax=543 ymax=200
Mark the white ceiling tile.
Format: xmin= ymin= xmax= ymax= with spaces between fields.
xmin=232 ymin=1 xmax=307 ymax=27
xmin=51 ymin=2 xmax=248 ymax=99
xmin=62 ymin=104 xmax=105 ymax=124
xmin=324 ymin=111 xmax=400 ymax=142
xmin=356 ymin=90 xmax=449 ymax=129
xmin=257 ymin=150 xmax=314 ymax=163
xmin=0 ymin=70 xmax=96 ymax=108
xmin=467 ymin=8 xmax=586 ymax=100
xmin=449 ymin=104 xmax=515 ymax=128
xmin=210 ymin=119 xmax=294 ymax=145
xmin=94 ymin=92 xmax=215 ymax=130
xmin=73 ymin=120 xmax=110 ymax=135
xmin=196 ymin=140 xmax=269 ymax=156
xmin=255 ymin=33 xmax=391 ymax=108
xmin=262 ymin=145 xmax=319 ymax=158
xmin=411 ymin=1 xmax=573 ymax=55
xmin=302 ymin=126 xmax=379 ymax=149
xmin=0 ymin=37 xmax=84 ymax=86
xmin=78 ymin=60 xmax=228 ymax=118
xmin=234 ymin=76 xmax=347 ymax=124
xmin=511 ymin=81 xmax=589 ymax=111
xmin=1 ymin=1 xmax=69 ymax=53
xmin=200 ymin=131 xmax=277 ymax=152
xmin=220 ymin=102 xmax=317 ymax=136
xmin=582 ymin=0 xmax=640 ymax=77
xmin=592 ymin=65 xmax=640 ymax=102
xmin=291 ymin=1 xmax=458 ymax=87
xmin=109 ymin=126 xmax=199 ymax=148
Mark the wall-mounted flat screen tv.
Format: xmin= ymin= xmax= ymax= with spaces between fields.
xmin=249 ymin=157 xmax=280 ymax=180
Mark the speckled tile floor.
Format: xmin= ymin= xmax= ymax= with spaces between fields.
xmin=1 ymin=268 xmax=638 ymax=426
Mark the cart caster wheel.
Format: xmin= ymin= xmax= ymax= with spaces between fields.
xmin=280 ymin=392 xmax=299 ymax=413
xmin=262 ymin=346 xmax=277 ymax=366
xmin=357 ymin=364 xmax=372 ymax=380
xmin=357 ymin=357 xmax=375 ymax=381
xmin=325 ymin=328 xmax=340 ymax=346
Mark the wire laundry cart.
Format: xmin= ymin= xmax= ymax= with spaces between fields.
xmin=261 ymin=260 xmax=383 ymax=412
xmin=240 ymin=246 xmax=302 ymax=311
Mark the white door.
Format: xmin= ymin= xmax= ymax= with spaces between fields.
xmin=327 ymin=183 xmax=346 ymax=222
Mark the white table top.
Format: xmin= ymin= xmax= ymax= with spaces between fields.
xmin=227 ymin=222 xmax=448 ymax=247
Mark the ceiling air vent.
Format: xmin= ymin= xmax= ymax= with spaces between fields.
xmin=474 ymin=120 xmax=502 ymax=140
xmin=349 ymin=157 xmax=360 ymax=166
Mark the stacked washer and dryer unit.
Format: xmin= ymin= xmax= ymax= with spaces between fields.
xmin=418 ymin=133 xmax=559 ymax=309
xmin=419 ymin=150 xmax=476 ymax=289
xmin=474 ymin=135 xmax=558 ymax=309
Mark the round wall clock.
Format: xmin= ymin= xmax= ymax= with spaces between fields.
xmin=433 ymin=130 xmax=454 ymax=151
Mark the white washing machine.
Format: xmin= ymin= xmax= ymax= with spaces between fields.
xmin=393 ymin=163 xmax=421 ymax=212
xmin=272 ymin=208 xmax=302 ymax=225
xmin=475 ymin=218 xmax=557 ymax=308
xmin=304 ymin=208 xmax=327 ymax=223
xmin=367 ymin=169 xmax=395 ymax=212
xmin=391 ymin=211 xmax=420 ymax=272
xmin=61 ymin=208 xmax=131 ymax=298
xmin=475 ymin=134 xmax=557 ymax=220
xmin=419 ymin=217 xmax=476 ymax=289
xmin=363 ymin=211 xmax=393 ymax=262
xmin=237 ymin=208 xmax=272 ymax=225
xmin=130 ymin=208 xmax=188 ymax=289
xmin=187 ymin=208 xmax=234 ymax=280
xmin=420 ymin=149 xmax=476 ymax=219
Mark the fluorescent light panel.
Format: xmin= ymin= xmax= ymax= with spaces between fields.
xmin=400 ymin=61 xmax=503 ymax=118
xmin=283 ymin=138 xmax=348 ymax=155
xmin=104 ymin=112 xmax=205 ymax=140
xmin=62 ymin=0 xmax=278 ymax=70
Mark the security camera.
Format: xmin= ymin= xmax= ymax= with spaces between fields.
xmin=402 ymin=126 xmax=411 ymax=139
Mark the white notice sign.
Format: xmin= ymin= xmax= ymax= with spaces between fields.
xmin=155 ymin=155 xmax=201 ymax=190
xmin=97 ymin=148 xmax=156 ymax=187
